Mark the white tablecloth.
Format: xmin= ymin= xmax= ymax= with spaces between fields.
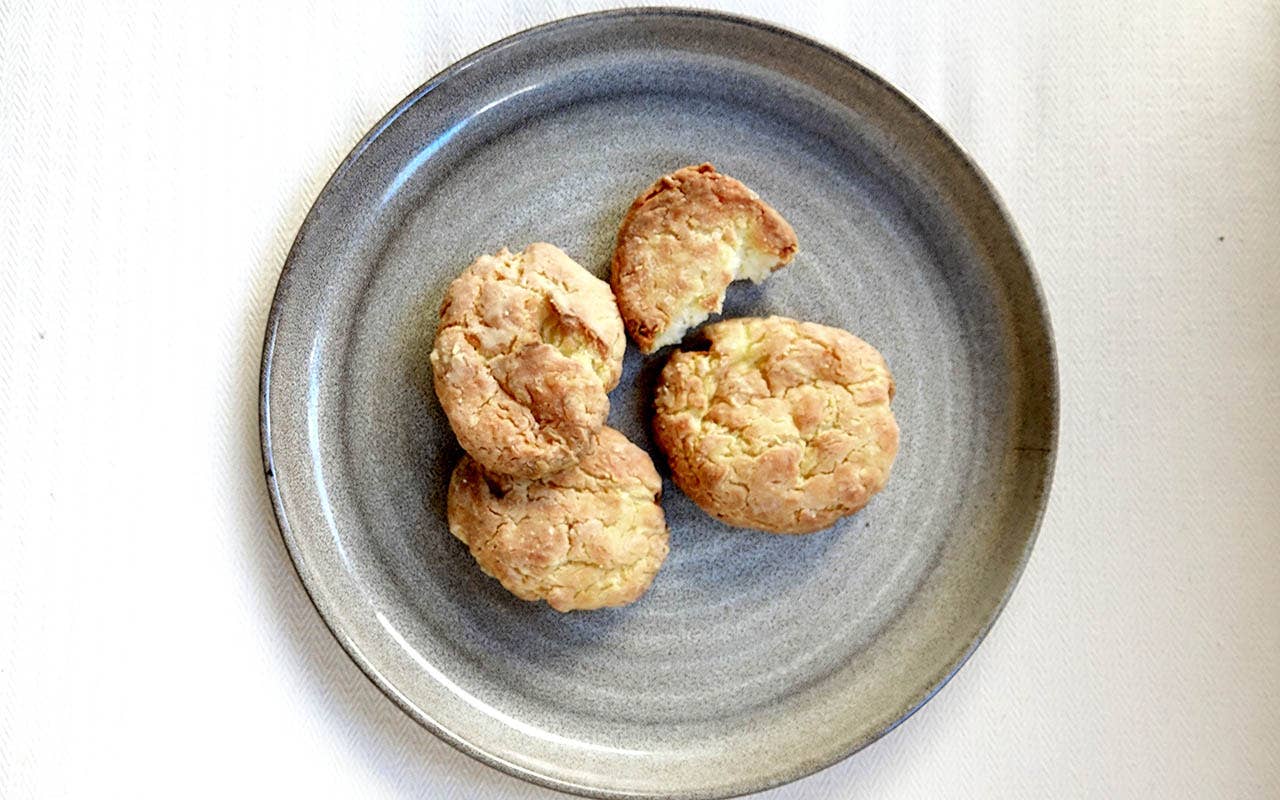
xmin=2 ymin=1 xmax=1277 ymax=796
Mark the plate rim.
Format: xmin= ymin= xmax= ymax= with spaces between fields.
xmin=258 ymin=7 xmax=1059 ymax=799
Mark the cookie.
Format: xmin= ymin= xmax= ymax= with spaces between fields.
xmin=653 ymin=316 xmax=898 ymax=534
xmin=447 ymin=427 xmax=670 ymax=612
xmin=431 ymin=243 xmax=626 ymax=479
xmin=611 ymin=164 xmax=798 ymax=353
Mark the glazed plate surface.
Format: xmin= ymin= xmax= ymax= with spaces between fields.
xmin=260 ymin=9 xmax=1057 ymax=798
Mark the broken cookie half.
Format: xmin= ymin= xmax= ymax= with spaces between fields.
xmin=611 ymin=164 xmax=798 ymax=354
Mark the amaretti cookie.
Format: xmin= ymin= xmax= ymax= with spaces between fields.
xmin=653 ymin=316 xmax=898 ymax=534
xmin=431 ymin=243 xmax=626 ymax=479
xmin=447 ymin=427 xmax=670 ymax=612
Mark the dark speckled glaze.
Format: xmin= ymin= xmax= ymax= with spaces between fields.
xmin=259 ymin=9 xmax=1057 ymax=799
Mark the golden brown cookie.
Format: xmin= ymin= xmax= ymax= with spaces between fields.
xmin=447 ymin=427 xmax=670 ymax=612
xmin=431 ymin=243 xmax=626 ymax=479
xmin=611 ymin=164 xmax=798 ymax=353
xmin=653 ymin=316 xmax=898 ymax=534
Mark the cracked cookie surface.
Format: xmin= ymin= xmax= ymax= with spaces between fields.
xmin=654 ymin=316 xmax=898 ymax=534
xmin=447 ymin=427 xmax=670 ymax=612
xmin=611 ymin=164 xmax=798 ymax=353
xmin=431 ymin=243 xmax=625 ymax=479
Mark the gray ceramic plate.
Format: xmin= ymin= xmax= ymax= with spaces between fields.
xmin=260 ymin=9 xmax=1056 ymax=799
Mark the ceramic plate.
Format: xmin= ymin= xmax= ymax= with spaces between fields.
xmin=260 ymin=9 xmax=1056 ymax=799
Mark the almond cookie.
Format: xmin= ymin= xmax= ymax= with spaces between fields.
xmin=431 ymin=243 xmax=626 ymax=479
xmin=654 ymin=316 xmax=898 ymax=534
xmin=611 ymin=164 xmax=798 ymax=353
xmin=447 ymin=427 xmax=670 ymax=612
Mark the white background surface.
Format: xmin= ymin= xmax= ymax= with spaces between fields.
xmin=2 ymin=1 xmax=1278 ymax=797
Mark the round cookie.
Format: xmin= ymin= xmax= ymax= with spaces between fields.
xmin=431 ymin=243 xmax=626 ymax=479
xmin=447 ymin=427 xmax=670 ymax=612
xmin=611 ymin=164 xmax=798 ymax=353
xmin=654 ymin=316 xmax=899 ymax=534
